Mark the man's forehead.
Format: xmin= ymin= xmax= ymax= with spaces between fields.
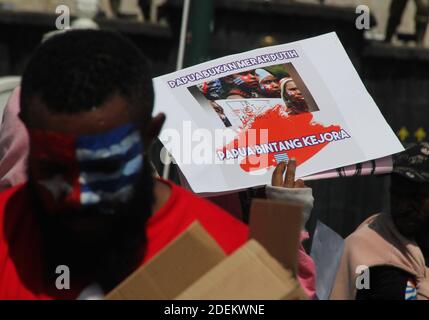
xmin=27 ymin=110 xmax=145 ymax=170
xmin=24 ymin=93 xmax=133 ymax=136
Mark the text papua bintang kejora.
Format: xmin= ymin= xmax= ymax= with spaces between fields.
xmin=217 ymin=129 xmax=351 ymax=161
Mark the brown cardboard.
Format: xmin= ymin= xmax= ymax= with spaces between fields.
xmin=176 ymin=240 xmax=307 ymax=300
xmin=249 ymin=198 xmax=303 ymax=275
xmin=106 ymin=199 xmax=307 ymax=300
xmin=105 ymin=222 xmax=226 ymax=300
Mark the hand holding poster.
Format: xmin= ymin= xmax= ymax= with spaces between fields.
xmin=153 ymin=32 xmax=403 ymax=194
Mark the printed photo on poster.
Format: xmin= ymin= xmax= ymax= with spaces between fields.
xmin=188 ymin=63 xmax=319 ymax=129
xmin=153 ymin=33 xmax=404 ymax=193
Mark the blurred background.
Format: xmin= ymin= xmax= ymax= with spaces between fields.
xmin=0 ymin=0 xmax=428 ymax=240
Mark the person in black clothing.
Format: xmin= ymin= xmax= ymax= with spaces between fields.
xmin=330 ymin=142 xmax=429 ymax=300
xmin=355 ymin=143 xmax=429 ymax=300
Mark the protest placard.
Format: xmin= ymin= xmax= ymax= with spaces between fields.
xmin=153 ymin=32 xmax=403 ymax=193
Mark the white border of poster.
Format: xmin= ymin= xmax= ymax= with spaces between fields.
xmin=153 ymin=32 xmax=403 ymax=194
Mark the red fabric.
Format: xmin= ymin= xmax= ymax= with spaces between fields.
xmin=0 ymin=180 xmax=248 ymax=300
xmin=0 ymin=179 xmax=316 ymax=300
xmin=29 ymin=130 xmax=81 ymax=210
xmin=143 ymin=180 xmax=248 ymax=262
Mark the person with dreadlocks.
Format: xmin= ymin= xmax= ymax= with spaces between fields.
xmin=0 ymin=30 xmax=316 ymax=299
xmin=280 ymin=77 xmax=310 ymax=115
xmin=255 ymin=69 xmax=281 ymax=98
xmin=0 ymin=30 xmax=249 ymax=299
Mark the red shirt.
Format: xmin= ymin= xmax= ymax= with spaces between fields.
xmin=0 ymin=180 xmax=248 ymax=300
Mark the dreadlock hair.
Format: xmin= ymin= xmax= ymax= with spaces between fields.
xmin=20 ymin=29 xmax=153 ymax=124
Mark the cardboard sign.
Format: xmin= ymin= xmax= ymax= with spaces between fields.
xmin=176 ymin=240 xmax=307 ymax=300
xmin=105 ymin=222 xmax=226 ymax=300
xmin=106 ymin=199 xmax=307 ymax=300
xmin=153 ymin=32 xmax=404 ymax=194
xmin=249 ymin=199 xmax=303 ymax=275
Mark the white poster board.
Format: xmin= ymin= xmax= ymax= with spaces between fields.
xmin=153 ymin=32 xmax=403 ymax=194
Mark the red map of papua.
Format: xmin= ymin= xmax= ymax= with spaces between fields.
xmin=218 ymin=105 xmax=348 ymax=172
